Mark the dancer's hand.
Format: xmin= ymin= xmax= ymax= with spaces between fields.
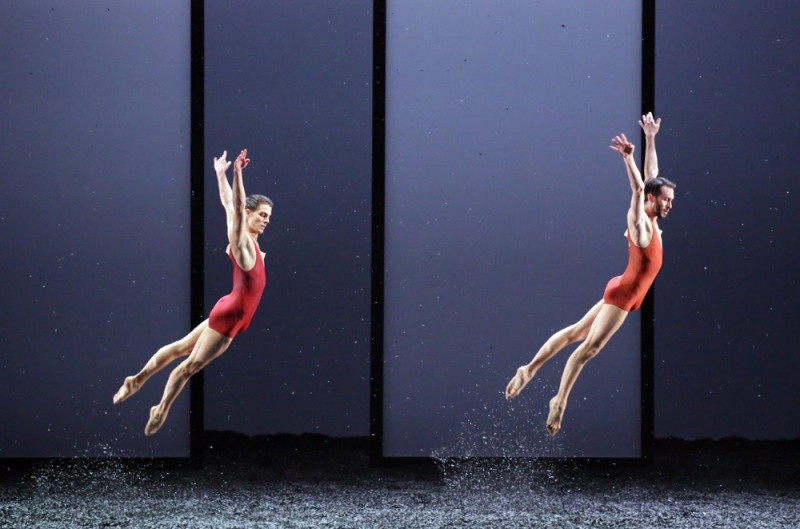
xmin=214 ymin=150 xmax=232 ymax=173
xmin=234 ymin=149 xmax=250 ymax=172
xmin=638 ymin=112 xmax=661 ymax=137
xmin=609 ymin=134 xmax=635 ymax=158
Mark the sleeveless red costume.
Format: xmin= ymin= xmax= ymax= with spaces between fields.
xmin=208 ymin=243 xmax=266 ymax=338
xmin=603 ymin=220 xmax=662 ymax=312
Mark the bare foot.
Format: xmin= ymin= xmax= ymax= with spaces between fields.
xmin=113 ymin=376 xmax=140 ymax=405
xmin=505 ymin=366 xmax=534 ymax=400
xmin=546 ymin=397 xmax=564 ymax=436
xmin=144 ymin=405 xmax=167 ymax=436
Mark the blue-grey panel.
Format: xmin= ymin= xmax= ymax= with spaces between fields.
xmin=203 ymin=0 xmax=373 ymax=436
xmin=384 ymin=0 xmax=642 ymax=457
xmin=0 ymin=0 xmax=191 ymax=457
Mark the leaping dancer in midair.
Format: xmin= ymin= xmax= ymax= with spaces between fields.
xmin=114 ymin=149 xmax=273 ymax=435
xmin=505 ymin=113 xmax=675 ymax=435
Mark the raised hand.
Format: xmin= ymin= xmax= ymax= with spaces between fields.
xmin=610 ymin=134 xmax=635 ymax=158
xmin=638 ymin=112 xmax=661 ymax=137
xmin=214 ymin=150 xmax=232 ymax=173
xmin=234 ymin=149 xmax=250 ymax=172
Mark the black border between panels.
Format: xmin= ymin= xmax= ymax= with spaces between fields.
xmin=639 ymin=0 xmax=657 ymax=466
xmin=369 ymin=0 xmax=387 ymax=466
xmin=189 ymin=0 xmax=205 ymax=468
xmin=371 ymin=0 xmax=657 ymax=465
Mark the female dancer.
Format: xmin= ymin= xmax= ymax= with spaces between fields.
xmin=113 ymin=149 xmax=272 ymax=436
xmin=505 ymin=113 xmax=675 ymax=435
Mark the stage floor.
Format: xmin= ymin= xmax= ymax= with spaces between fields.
xmin=2 ymin=433 xmax=798 ymax=528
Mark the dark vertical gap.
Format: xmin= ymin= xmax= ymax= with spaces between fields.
xmin=640 ymin=0 xmax=657 ymax=464
xmin=370 ymin=0 xmax=387 ymax=464
xmin=189 ymin=0 xmax=205 ymax=468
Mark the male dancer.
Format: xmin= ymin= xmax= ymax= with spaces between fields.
xmin=505 ymin=113 xmax=675 ymax=435
xmin=114 ymin=149 xmax=272 ymax=435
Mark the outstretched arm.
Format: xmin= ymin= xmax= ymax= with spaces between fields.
xmin=214 ymin=150 xmax=235 ymax=223
xmin=229 ymin=149 xmax=251 ymax=250
xmin=213 ymin=149 xmax=257 ymax=268
xmin=639 ymin=112 xmax=661 ymax=181
xmin=610 ymin=134 xmax=651 ymax=247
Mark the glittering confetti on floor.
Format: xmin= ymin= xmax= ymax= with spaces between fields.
xmin=2 ymin=434 xmax=798 ymax=528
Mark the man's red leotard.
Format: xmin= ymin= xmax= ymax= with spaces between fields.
xmin=208 ymin=242 xmax=266 ymax=338
xmin=603 ymin=219 xmax=662 ymax=312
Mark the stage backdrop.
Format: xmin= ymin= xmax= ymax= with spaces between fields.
xmin=382 ymin=0 xmax=645 ymax=457
xmin=0 ymin=1 xmax=191 ymax=457
xmin=653 ymin=0 xmax=800 ymax=440
xmin=203 ymin=0 xmax=373 ymax=436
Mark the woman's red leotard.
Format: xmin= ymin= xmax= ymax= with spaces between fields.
xmin=603 ymin=220 xmax=662 ymax=312
xmin=208 ymin=243 xmax=266 ymax=338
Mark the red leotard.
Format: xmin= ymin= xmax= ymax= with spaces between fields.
xmin=603 ymin=220 xmax=662 ymax=312
xmin=208 ymin=243 xmax=266 ymax=338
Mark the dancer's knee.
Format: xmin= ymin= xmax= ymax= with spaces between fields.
xmin=181 ymin=360 xmax=205 ymax=379
xmin=174 ymin=337 xmax=195 ymax=357
xmin=576 ymin=341 xmax=603 ymax=363
xmin=155 ymin=342 xmax=188 ymax=363
xmin=564 ymin=323 xmax=588 ymax=344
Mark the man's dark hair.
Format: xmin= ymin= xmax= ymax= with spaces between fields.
xmin=644 ymin=177 xmax=676 ymax=198
xmin=246 ymin=194 xmax=274 ymax=210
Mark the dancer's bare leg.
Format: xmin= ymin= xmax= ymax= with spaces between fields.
xmin=113 ymin=320 xmax=209 ymax=405
xmin=506 ymin=300 xmax=604 ymax=400
xmin=546 ymin=303 xmax=628 ymax=435
xmin=145 ymin=326 xmax=232 ymax=436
